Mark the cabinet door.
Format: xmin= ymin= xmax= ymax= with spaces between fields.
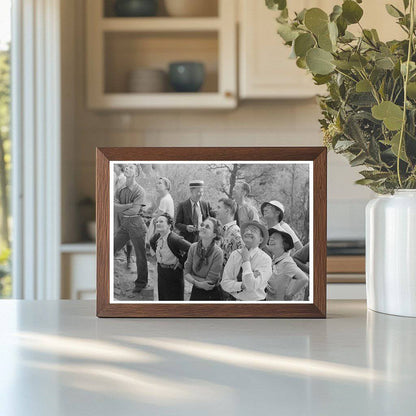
xmin=239 ymin=0 xmax=405 ymax=99
xmin=239 ymin=0 xmax=320 ymax=99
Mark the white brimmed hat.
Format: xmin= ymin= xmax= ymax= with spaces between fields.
xmin=261 ymin=200 xmax=285 ymax=215
xmin=240 ymin=221 xmax=268 ymax=248
xmin=268 ymin=224 xmax=294 ymax=250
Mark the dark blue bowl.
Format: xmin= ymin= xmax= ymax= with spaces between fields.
xmin=169 ymin=62 xmax=205 ymax=93
xmin=114 ymin=0 xmax=158 ymax=17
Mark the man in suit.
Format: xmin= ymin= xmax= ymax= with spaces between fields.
xmin=175 ymin=180 xmax=215 ymax=243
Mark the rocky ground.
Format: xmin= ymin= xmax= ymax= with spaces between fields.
xmin=114 ymin=249 xmax=192 ymax=301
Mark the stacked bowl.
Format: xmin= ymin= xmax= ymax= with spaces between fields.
xmin=127 ymin=68 xmax=167 ymax=93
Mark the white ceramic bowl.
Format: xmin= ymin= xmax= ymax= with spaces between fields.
xmin=127 ymin=68 xmax=167 ymax=93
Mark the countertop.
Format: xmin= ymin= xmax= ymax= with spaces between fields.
xmin=0 ymin=300 xmax=415 ymax=415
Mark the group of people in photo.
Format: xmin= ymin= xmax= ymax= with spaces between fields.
xmin=113 ymin=163 xmax=310 ymax=302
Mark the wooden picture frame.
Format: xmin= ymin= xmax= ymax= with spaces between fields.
xmin=96 ymin=147 xmax=327 ymax=318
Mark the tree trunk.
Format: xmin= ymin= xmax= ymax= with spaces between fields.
xmin=228 ymin=164 xmax=240 ymax=197
xmin=0 ymin=132 xmax=9 ymax=247
xmin=290 ymin=165 xmax=296 ymax=225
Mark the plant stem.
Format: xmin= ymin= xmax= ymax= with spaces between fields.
xmin=334 ymin=68 xmax=357 ymax=83
xmin=397 ymin=0 xmax=415 ymax=188
xmin=358 ymin=69 xmax=380 ymax=104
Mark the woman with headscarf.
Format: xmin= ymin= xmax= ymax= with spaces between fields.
xmin=261 ymin=200 xmax=303 ymax=251
xmin=184 ymin=217 xmax=224 ymax=301
xmin=150 ymin=213 xmax=191 ymax=301
xmin=265 ymin=225 xmax=308 ymax=301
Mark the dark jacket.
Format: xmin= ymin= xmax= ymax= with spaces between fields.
xmin=175 ymin=199 xmax=215 ymax=243
xmin=150 ymin=231 xmax=191 ymax=267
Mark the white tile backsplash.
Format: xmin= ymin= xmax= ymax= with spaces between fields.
xmin=71 ymin=89 xmax=371 ymax=241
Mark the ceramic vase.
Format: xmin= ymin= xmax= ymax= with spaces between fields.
xmin=168 ymin=62 xmax=205 ymax=92
xmin=114 ymin=0 xmax=158 ymax=17
xmin=366 ymin=190 xmax=416 ymax=317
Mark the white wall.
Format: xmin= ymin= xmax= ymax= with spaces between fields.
xmin=63 ymin=2 xmax=375 ymax=240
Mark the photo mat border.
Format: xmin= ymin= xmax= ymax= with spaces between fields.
xmin=109 ymin=160 xmax=314 ymax=305
xmin=97 ymin=147 xmax=327 ymax=318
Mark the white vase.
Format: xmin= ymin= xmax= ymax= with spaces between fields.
xmin=366 ymin=190 xmax=416 ymax=317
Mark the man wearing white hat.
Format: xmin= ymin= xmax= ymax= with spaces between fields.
xmin=175 ymin=180 xmax=215 ymax=243
xmin=221 ymin=221 xmax=272 ymax=301
xmin=261 ymin=200 xmax=303 ymax=251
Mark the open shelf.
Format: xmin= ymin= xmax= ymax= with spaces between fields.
xmin=103 ymin=0 xmax=219 ymax=18
xmin=104 ymin=31 xmax=218 ymax=94
xmin=101 ymin=17 xmax=221 ymax=32
xmin=86 ymin=0 xmax=236 ymax=109
xmin=91 ymin=93 xmax=235 ymax=109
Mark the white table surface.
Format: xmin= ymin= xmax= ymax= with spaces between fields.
xmin=0 ymin=300 xmax=415 ymax=416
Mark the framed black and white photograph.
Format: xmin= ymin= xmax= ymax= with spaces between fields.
xmin=96 ymin=147 xmax=327 ymax=318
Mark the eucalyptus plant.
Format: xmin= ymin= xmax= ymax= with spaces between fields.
xmin=266 ymin=0 xmax=416 ymax=193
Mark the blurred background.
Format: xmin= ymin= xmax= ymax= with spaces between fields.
xmin=2 ymin=0 xmax=404 ymax=300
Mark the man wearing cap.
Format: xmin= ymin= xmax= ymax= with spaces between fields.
xmin=221 ymin=221 xmax=272 ymax=301
xmin=232 ymin=181 xmax=260 ymax=227
xmin=261 ymin=200 xmax=303 ymax=251
xmin=175 ymin=180 xmax=215 ymax=243
xmin=265 ymin=226 xmax=309 ymax=301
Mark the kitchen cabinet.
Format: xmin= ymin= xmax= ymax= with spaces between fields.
xmin=239 ymin=0 xmax=324 ymax=99
xmin=61 ymin=244 xmax=96 ymax=300
xmin=238 ymin=0 xmax=405 ymax=99
xmin=86 ymin=0 xmax=237 ymax=109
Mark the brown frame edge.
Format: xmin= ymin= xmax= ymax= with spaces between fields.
xmin=96 ymin=147 xmax=327 ymax=318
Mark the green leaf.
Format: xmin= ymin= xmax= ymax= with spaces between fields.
xmin=318 ymin=31 xmax=334 ymax=52
xmin=381 ymin=132 xmax=409 ymax=162
xmin=333 ymin=59 xmax=353 ymax=70
xmin=296 ymin=57 xmax=307 ymax=69
xmin=350 ymin=152 xmax=368 ymax=167
xmin=379 ymin=78 xmax=386 ymax=100
xmin=401 ymin=61 xmax=416 ymax=76
xmin=385 ymin=4 xmax=403 ymax=18
xmin=372 ymin=101 xmax=404 ymax=130
xmin=294 ymin=33 xmax=315 ymax=57
xmin=306 ymin=48 xmax=335 ymax=75
xmin=349 ymin=92 xmax=377 ymax=107
xmin=407 ymin=82 xmax=416 ymax=99
xmin=362 ymin=29 xmax=375 ymax=44
xmin=304 ymin=8 xmax=329 ymax=35
xmin=313 ymin=74 xmax=332 ymax=85
xmin=336 ymin=15 xmax=348 ymax=36
xmin=403 ymin=0 xmax=410 ymax=10
xmin=369 ymin=136 xmax=381 ymax=162
xmin=328 ymin=21 xmax=338 ymax=45
xmin=266 ymin=0 xmax=287 ymax=11
xmin=334 ymin=139 xmax=356 ymax=152
xmin=295 ymin=8 xmax=307 ymax=22
xmin=342 ymin=0 xmax=363 ymax=24
xmin=330 ymin=5 xmax=343 ymax=22
xmin=355 ymin=178 xmax=377 ymax=185
xmin=350 ymin=53 xmax=368 ymax=69
xmin=375 ymin=56 xmax=395 ymax=70
xmin=339 ymin=31 xmax=356 ymax=42
xmin=359 ymin=170 xmax=391 ymax=180
xmin=371 ymin=29 xmax=380 ymax=42
xmin=356 ymin=79 xmax=372 ymax=92
xmin=277 ymin=23 xmax=299 ymax=42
